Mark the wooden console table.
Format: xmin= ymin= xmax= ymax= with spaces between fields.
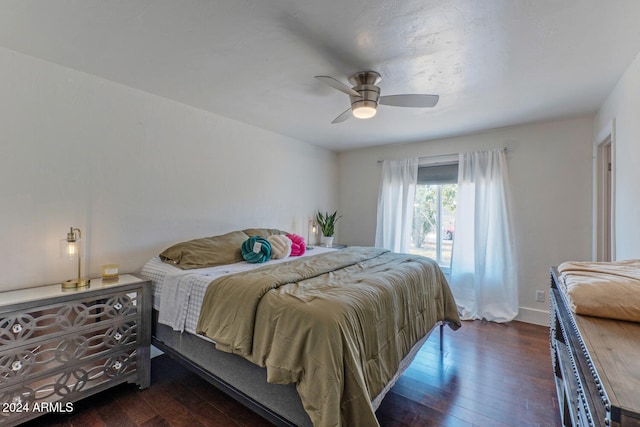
xmin=550 ymin=267 xmax=640 ymax=427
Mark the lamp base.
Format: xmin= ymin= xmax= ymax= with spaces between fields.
xmin=61 ymin=278 xmax=90 ymax=289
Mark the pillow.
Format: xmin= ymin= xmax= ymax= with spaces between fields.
xmin=286 ymin=233 xmax=306 ymax=256
xmin=243 ymin=228 xmax=287 ymax=238
xmin=241 ymin=236 xmax=272 ymax=263
xmin=268 ymin=234 xmax=292 ymax=259
xmin=159 ymin=230 xmax=249 ymax=269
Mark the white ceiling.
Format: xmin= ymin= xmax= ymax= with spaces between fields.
xmin=1 ymin=1 xmax=639 ymax=152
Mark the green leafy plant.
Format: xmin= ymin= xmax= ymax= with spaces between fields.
xmin=316 ymin=211 xmax=342 ymax=237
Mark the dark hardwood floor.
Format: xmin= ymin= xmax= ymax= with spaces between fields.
xmin=24 ymin=320 xmax=559 ymax=427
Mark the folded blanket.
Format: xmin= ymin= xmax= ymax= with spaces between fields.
xmin=158 ymin=271 xmax=195 ymax=332
xmin=558 ymin=259 xmax=640 ymax=322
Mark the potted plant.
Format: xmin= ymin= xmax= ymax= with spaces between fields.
xmin=316 ymin=211 xmax=341 ymax=247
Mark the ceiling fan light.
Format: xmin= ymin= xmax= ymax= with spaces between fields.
xmin=352 ymin=100 xmax=377 ymax=119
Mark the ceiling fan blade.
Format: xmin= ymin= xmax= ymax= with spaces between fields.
xmin=331 ymin=108 xmax=352 ymax=124
xmin=315 ymin=76 xmax=361 ymax=97
xmin=379 ymin=94 xmax=439 ymax=108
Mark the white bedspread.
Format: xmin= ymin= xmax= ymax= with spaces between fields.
xmin=141 ymin=246 xmax=337 ymax=333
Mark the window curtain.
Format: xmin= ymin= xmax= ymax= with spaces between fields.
xmin=450 ymin=149 xmax=518 ymax=322
xmin=375 ymin=158 xmax=418 ymax=253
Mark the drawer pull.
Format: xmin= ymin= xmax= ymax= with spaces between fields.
xmin=12 ymin=324 xmax=23 ymax=334
xmin=11 ymin=361 xmax=22 ymax=371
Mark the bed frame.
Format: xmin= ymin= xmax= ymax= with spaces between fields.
xmin=152 ymin=310 xmax=447 ymax=426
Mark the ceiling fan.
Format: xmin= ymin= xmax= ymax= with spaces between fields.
xmin=315 ymin=71 xmax=439 ymax=124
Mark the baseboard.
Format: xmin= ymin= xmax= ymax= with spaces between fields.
xmin=516 ymin=307 xmax=550 ymax=327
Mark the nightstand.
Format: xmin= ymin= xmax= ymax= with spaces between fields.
xmin=0 ymin=275 xmax=151 ymax=426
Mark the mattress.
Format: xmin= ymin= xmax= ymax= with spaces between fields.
xmin=141 ymin=246 xmax=337 ymax=334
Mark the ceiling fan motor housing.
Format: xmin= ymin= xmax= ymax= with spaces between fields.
xmin=348 ymin=71 xmax=381 ymax=117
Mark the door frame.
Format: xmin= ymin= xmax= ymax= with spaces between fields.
xmin=593 ymin=119 xmax=616 ymax=261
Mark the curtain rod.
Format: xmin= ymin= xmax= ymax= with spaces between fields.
xmin=376 ymin=147 xmax=507 ymax=164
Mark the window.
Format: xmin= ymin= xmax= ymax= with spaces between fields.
xmin=410 ymin=162 xmax=458 ymax=272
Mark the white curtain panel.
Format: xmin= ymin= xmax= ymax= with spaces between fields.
xmin=375 ymin=158 xmax=418 ymax=253
xmin=450 ymin=149 xmax=518 ymax=322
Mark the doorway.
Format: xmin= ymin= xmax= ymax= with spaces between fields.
xmin=596 ymin=135 xmax=614 ymax=261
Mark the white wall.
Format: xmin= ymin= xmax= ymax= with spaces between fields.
xmin=0 ymin=47 xmax=338 ymax=291
xmin=594 ymin=51 xmax=640 ymax=260
xmin=338 ymin=117 xmax=593 ymax=325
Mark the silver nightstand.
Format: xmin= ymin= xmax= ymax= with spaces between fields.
xmin=0 ymin=275 xmax=151 ymax=426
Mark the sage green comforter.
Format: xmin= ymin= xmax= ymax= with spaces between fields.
xmin=196 ymin=247 xmax=461 ymax=427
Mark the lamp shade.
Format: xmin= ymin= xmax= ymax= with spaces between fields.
xmin=65 ymin=239 xmax=78 ymax=259
xmin=352 ymin=100 xmax=377 ymax=119
xmin=307 ymin=219 xmax=317 ymax=249
xmin=61 ymin=227 xmax=88 ymax=289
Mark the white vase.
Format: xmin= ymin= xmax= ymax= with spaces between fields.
xmin=321 ymin=235 xmax=334 ymax=247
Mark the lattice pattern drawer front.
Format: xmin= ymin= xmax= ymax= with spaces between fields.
xmin=0 ymin=321 xmax=138 ymax=387
xmin=0 ymin=290 xmax=140 ymax=349
xmin=0 ymin=348 xmax=138 ymax=424
xmin=0 ymin=277 xmax=150 ymax=426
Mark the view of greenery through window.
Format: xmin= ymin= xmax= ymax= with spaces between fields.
xmin=410 ymin=184 xmax=457 ymax=269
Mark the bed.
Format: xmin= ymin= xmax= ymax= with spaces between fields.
xmin=141 ymin=229 xmax=461 ymax=427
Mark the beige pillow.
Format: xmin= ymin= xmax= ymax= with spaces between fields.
xmin=243 ymin=228 xmax=287 ymax=238
xmin=159 ymin=230 xmax=249 ymax=269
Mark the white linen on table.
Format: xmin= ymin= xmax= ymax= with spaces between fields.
xmin=141 ymin=246 xmax=337 ymax=333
